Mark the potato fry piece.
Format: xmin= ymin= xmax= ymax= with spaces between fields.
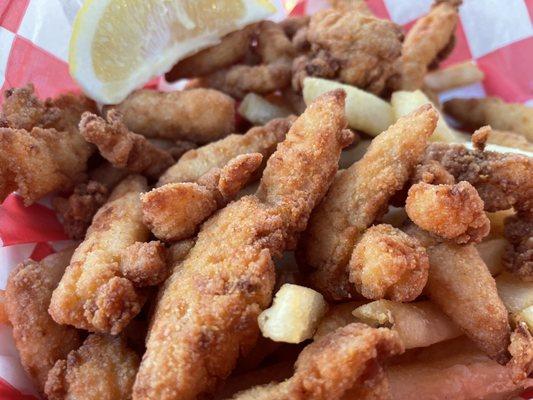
xmin=424 ymin=61 xmax=484 ymax=92
xmin=232 ymin=324 xmax=403 ymax=400
xmin=5 ymin=248 xmax=83 ymax=393
xmin=114 ymin=89 xmax=235 ymax=144
xmin=300 ymin=105 xmax=437 ymax=301
xmin=258 ymin=284 xmax=328 ymax=344
xmin=349 ymin=224 xmax=429 ymax=302
xmin=49 ymin=175 xmax=150 ymax=334
xmin=444 ymin=97 xmax=533 ymax=141
xmin=157 ymin=117 xmax=294 ymax=186
xmin=238 ymin=93 xmax=292 ymax=126
xmin=476 ymin=238 xmax=508 ymax=275
xmin=487 ymin=209 xmax=515 ymax=239
xmin=353 ymin=300 xmax=462 ymax=349
xmin=303 ymin=77 xmax=393 ymax=136
xmin=132 ymin=90 xmax=352 ymax=400
xmin=45 ymin=334 xmax=139 ymax=400
xmin=519 ymin=306 xmax=533 ymax=331
xmin=495 ymin=273 xmax=533 ymax=314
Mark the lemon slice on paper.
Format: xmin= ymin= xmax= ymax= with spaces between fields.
xmin=69 ymin=0 xmax=276 ymax=104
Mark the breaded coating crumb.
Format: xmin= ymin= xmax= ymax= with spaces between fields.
xmin=120 ymin=241 xmax=168 ymax=287
xmin=80 ymin=110 xmax=174 ymax=178
xmin=349 ymin=224 xmax=429 ymax=302
xmin=406 ymin=181 xmax=490 ymax=244
xmin=231 ymin=323 xmax=403 ymax=400
xmin=503 ymin=215 xmax=532 ymax=281
xmin=411 ymin=159 xmax=455 ymax=185
xmin=5 ymin=249 xmax=83 ymax=393
xmin=45 ymin=334 xmax=139 ymax=400
xmin=508 ymin=321 xmax=533 ymax=382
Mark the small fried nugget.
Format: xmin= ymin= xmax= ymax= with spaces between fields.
xmin=398 ymin=0 xmax=462 ymax=90
xmin=349 ymin=224 xmax=429 ymax=302
xmin=120 ymin=241 xmax=168 ymax=287
xmin=5 ymin=248 xmax=83 ymax=393
xmin=231 ymin=323 xmax=403 ymax=400
xmin=49 ymin=175 xmax=150 ymax=334
xmin=406 ymin=181 xmax=490 ymax=244
xmin=45 ymin=334 xmax=139 ymax=400
xmin=80 ymin=110 xmax=174 ymax=178
xmin=158 ymin=116 xmax=294 ymax=186
xmin=300 ymin=104 xmax=437 ymax=301
xmin=114 ymin=89 xmax=235 ymax=144
xmin=508 ymin=321 xmax=533 ymax=382
xmin=142 ymin=153 xmax=262 ymax=241
xmin=444 ymin=97 xmax=533 ymax=141
xmin=503 ymin=214 xmax=532 ymax=281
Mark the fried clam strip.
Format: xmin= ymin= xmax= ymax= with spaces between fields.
xmin=132 ymin=90 xmax=353 ymax=400
xmin=291 ymin=8 xmax=403 ymax=94
xmin=45 ymin=334 xmax=139 ymax=400
xmin=405 ymin=181 xmax=490 ymax=244
xmin=487 ymin=129 xmax=533 ymax=152
xmin=49 ymin=175 xmax=167 ymax=334
xmin=348 ymin=224 xmax=429 ymax=302
xmin=80 ymin=110 xmax=174 ymax=178
xmin=5 ymin=248 xmax=83 ymax=393
xmin=503 ymin=214 xmax=533 ymax=281
xmin=231 ymin=324 xmax=403 ymax=400
xmin=444 ymin=97 xmax=533 ymax=141
xmin=200 ymin=21 xmax=296 ymax=98
xmin=299 ymin=104 xmax=438 ymax=301
xmin=114 ymin=88 xmax=235 ymax=144
xmin=142 ymin=153 xmax=263 ymax=242
xmin=398 ymin=0 xmax=462 ymax=90
xmin=158 ymin=116 xmax=295 ymax=186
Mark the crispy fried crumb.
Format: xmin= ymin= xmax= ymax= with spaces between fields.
xmin=120 ymin=241 xmax=168 ymax=287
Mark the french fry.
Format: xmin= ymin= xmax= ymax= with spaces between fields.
xmin=476 ymin=238 xmax=508 ymax=275
xmin=303 ymin=77 xmax=393 ymax=136
xmin=238 ymin=93 xmax=292 ymax=126
xmin=424 ymin=61 xmax=484 ymax=92
xmin=258 ymin=284 xmax=328 ymax=344
xmin=496 ymin=273 xmax=533 ymax=314
xmin=519 ymin=306 xmax=533 ymax=331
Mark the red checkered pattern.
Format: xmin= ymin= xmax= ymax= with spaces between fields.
xmin=0 ymin=0 xmax=532 ymax=398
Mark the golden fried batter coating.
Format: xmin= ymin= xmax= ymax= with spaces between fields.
xmin=147 ymin=138 xmax=197 ymax=161
xmin=411 ymin=159 xmax=455 ymax=185
xmin=158 ymin=117 xmax=294 ymax=186
xmin=508 ymin=321 xmax=533 ymax=382
xmin=300 ymin=104 xmax=437 ymax=301
xmin=487 ymin=129 xmax=533 ymax=152
xmin=279 ymin=16 xmax=310 ymax=39
xmin=80 ymin=110 xmax=174 ymax=178
xmin=45 ymin=334 xmax=139 ymax=400
xmin=349 ymin=224 xmax=429 ymax=302
xmin=114 ymin=89 xmax=235 ymax=143
xmin=444 ymin=97 xmax=533 ymax=141
xmin=142 ymin=153 xmax=262 ymax=242
xmin=503 ymin=215 xmax=532 ymax=281
xmin=5 ymin=248 xmax=83 ymax=393
xmin=292 ymin=8 xmax=403 ymax=94
xmin=120 ymin=241 xmax=168 ymax=287
xmin=49 ymin=175 xmax=150 ymax=334
xmin=406 ymin=181 xmax=490 ymax=244
xmin=132 ymin=90 xmax=352 ymax=400
xmin=398 ymin=0 xmax=461 ymax=90
xmin=231 ymin=324 xmax=403 ymax=400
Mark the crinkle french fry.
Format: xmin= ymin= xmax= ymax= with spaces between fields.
xmin=238 ymin=93 xmax=292 ymax=126
xmin=424 ymin=61 xmax=484 ymax=92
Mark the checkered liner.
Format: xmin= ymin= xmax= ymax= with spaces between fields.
xmin=0 ymin=0 xmax=532 ymax=398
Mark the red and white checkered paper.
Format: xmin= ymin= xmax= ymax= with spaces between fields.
xmin=0 ymin=0 xmax=532 ymax=398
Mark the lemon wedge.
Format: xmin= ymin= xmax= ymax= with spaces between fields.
xmin=69 ymin=0 xmax=276 ymax=104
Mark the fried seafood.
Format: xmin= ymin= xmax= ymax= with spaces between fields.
xmin=80 ymin=110 xmax=174 ymax=178
xmin=292 ymin=8 xmax=403 ymax=94
xmin=503 ymin=214 xmax=532 ymax=281
xmin=231 ymin=324 xmax=403 ymax=400
xmin=348 ymin=224 xmax=429 ymax=302
xmin=300 ymin=104 xmax=437 ymax=301
xmin=142 ymin=153 xmax=262 ymax=242
xmin=45 ymin=334 xmax=139 ymax=400
xmin=114 ymin=89 xmax=235 ymax=143
xmin=132 ymin=90 xmax=353 ymax=400
xmin=158 ymin=116 xmax=294 ymax=186
xmin=405 ymin=181 xmax=490 ymax=244
xmin=49 ymin=175 xmax=151 ymax=334
xmin=5 ymin=248 xmax=83 ymax=393
xmin=487 ymin=129 xmax=533 ymax=152
xmin=119 ymin=241 xmax=168 ymax=287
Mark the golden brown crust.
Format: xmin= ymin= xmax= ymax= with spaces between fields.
xmin=411 ymin=160 xmax=455 ymax=185
xmin=120 ymin=241 xmax=168 ymax=287
xmin=349 ymin=224 xmax=429 ymax=302
xmin=5 ymin=249 xmax=83 ymax=393
xmin=503 ymin=215 xmax=532 ymax=281
xmin=488 ymin=129 xmax=533 ymax=152
xmin=508 ymin=321 xmax=533 ymax=382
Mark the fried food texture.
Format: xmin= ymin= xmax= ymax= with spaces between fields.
xmin=406 ymin=181 xmax=490 ymax=244
xmin=292 ymin=8 xmax=403 ymax=94
xmin=398 ymin=0 xmax=461 ymax=90
xmin=508 ymin=321 xmax=533 ymax=382
xmin=349 ymin=224 xmax=429 ymax=302
xmin=231 ymin=324 xmax=403 ymax=400
xmin=5 ymin=248 xmax=83 ymax=393
xmin=503 ymin=214 xmax=533 ymax=281
xmin=49 ymin=175 xmax=151 ymax=334
xmin=158 ymin=116 xmax=295 ymax=186
xmin=487 ymin=129 xmax=533 ymax=152
xmin=80 ymin=110 xmax=174 ymax=178
xmin=132 ymin=90 xmax=352 ymax=400
xmin=114 ymin=88 xmax=236 ymax=143
xmin=119 ymin=241 xmax=168 ymax=287
xmin=300 ymin=104 xmax=437 ymax=301
xmin=142 ymin=153 xmax=263 ymax=242
xmin=44 ymin=334 xmax=140 ymax=400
